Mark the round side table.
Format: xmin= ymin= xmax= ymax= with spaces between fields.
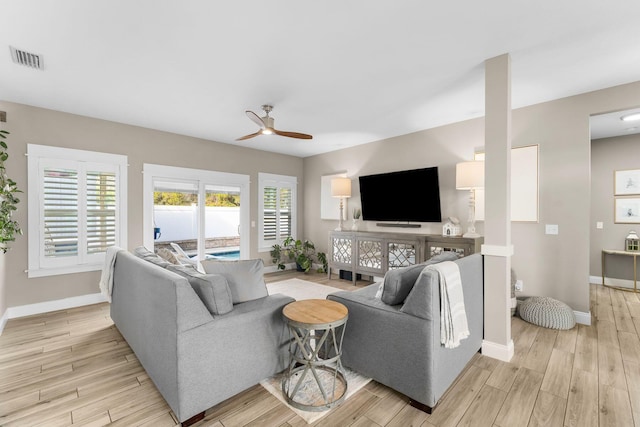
xmin=281 ymin=299 xmax=349 ymax=411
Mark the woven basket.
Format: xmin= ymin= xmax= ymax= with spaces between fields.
xmin=518 ymin=296 xmax=576 ymax=330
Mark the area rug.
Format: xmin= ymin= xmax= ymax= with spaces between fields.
xmin=260 ymin=366 xmax=371 ymax=424
xmin=263 ymin=278 xmax=371 ymax=423
xmin=266 ymin=278 xmax=343 ymax=300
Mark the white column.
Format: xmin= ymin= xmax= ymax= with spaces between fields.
xmin=481 ymin=54 xmax=514 ymax=361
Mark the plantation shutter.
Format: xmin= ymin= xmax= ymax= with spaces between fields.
xmin=86 ymin=171 xmax=117 ymax=254
xmin=258 ymin=173 xmax=297 ymax=251
xmin=279 ymin=187 xmax=292 ymax=238
xmin=263 ymin=186 xmax=277 ymax=242
xmin=43 ymin=168 xmax=79 ymax=258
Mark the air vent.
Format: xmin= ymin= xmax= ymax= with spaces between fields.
xmin=10 ymin=46 xmax=44 ymax=70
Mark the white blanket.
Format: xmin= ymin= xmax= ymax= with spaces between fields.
xmin=99 ymin=246 xmax=124 ymax=302
xmin=425 ymin=260 xmax=470 ymax=349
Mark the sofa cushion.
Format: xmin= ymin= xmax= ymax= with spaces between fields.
xmin=200 ymin=259 xmax=268 ymax=304
xmin=166 ymin=264 xmax=233 ymax=315
xmin=381 ymin=251 xmax=459 ymax=305
xmin=133 ymin=246 xmax=171 ymax=268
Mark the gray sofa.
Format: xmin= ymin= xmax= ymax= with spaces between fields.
xmin=110 ymin=250 xmax=294 ymax=425
xmin=327 ymin=253 xmax=483 ymax=412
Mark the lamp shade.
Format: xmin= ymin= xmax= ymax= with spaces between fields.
xmin=456 ymin=161 xmax=484 ymax=190
xmin=331 ymin=177 xmax=351 ymax=198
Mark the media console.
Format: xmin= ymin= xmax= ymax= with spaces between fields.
xmin=328 ymin=230 xmax=483 ymax=285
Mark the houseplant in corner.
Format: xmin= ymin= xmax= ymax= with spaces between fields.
xmin=270 ymin=236 xmax=327 ymax=273
xmin=0 ymin=130 xmax=22 ymax=253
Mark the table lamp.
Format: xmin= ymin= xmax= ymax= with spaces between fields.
xmin=456 ymin=161 xmax=484 ymax=238
xmin=331 ymin=177 xmax=351 ymax=231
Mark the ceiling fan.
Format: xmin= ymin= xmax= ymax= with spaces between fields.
xmin=236 ymin=105 xmax=313 ymax=141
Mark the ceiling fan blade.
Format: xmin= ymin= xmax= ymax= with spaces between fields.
xmin=235 ymin=131 xmax=261 ymax=141
xmin=273 ymin=129 xmax=313 ymax=140
xmin=245 ymin=110 xmax=266 ymax=129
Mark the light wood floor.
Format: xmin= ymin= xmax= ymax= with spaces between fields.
xmin=1 ymin=272 xmax=639 ymax=426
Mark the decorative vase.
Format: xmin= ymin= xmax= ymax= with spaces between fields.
xmin=351 ymin=219 xmax=359 ymax=231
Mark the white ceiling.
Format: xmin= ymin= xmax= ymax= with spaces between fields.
xmin=2 ymin=1 xmax=640 ymax=158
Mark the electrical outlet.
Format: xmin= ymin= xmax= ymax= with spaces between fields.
xmin=515 ymin=279 xmax=523 ymax=292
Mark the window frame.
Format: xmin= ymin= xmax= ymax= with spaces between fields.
xmin=142 ymin=164 xmax=250 ymax=259
xmin=27 ymin=144 xmax=128 ymax=278
xmin=258 ymin=172 xmax=297 ymax=252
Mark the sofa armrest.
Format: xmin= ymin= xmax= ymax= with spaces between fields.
xmin=328 ymin=287 xmax=434 ymax=401
xmin=175 ymin=294 xmax=295 ymax=421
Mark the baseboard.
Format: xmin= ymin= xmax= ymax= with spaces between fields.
xmin=590 ymin=275 xmax=635 ymax=289
xmin=7 ymin=293 xmax=108 ymax=320
xmin=481 ymin=339 xmax=514 ymax=362
xmin=589 ymin=275 xmax=602 ymax=285
xmin=574 ymin=310 xmax=591 ymax=326
xmin=0 ymin=309 xmax=8 ymax=335
xmin=263 ymin=263 xmax=296 ymax=274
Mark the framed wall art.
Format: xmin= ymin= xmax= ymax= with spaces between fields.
xmin=615 ymin=196 xmax=640 ymax=223
xmin=615 ymin=169 xmax=640 ymax=195
xmin=321 ymin=172 xmax=348 ymax=220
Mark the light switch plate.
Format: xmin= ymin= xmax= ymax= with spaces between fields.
xmin=596 ymin=221 xmax=603 ymax=229
xmin=545 ymin=224 xmax=559 ymax=235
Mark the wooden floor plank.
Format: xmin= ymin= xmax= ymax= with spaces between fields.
xmin=597 ymin=319 xmax=628 ymax=391
xmin=564 ymin=369 xmax=598 ymax=427
xmin=426 ymin=365 xmax=491 ymax=427
xmin=599 ymin=383 xmax=635 ymax=427
xmin=527 ymin=390 xmax=566 ymax=427
xmin=624 ymin=360 xmax=640 ymax=420
xmin=540 ymin=348 xmax=573 ymax=398
xmin=573 ymin=324 xmax=598 ymax=374
xmin=553 ymin=326 xmax=577 ymax=354
xmin=494 ymin=367 xmax=544 ymax=427
xmin=456 ymin=384 xmax=506 ymax=427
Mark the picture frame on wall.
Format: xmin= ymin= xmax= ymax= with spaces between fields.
xmin=614 ymin=169 xmax=640 ymax=195
xmin=615 ymin=197 xmax=640 ymax=223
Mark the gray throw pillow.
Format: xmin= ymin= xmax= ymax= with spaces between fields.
xmin=381 ymin=251 xmax=459 ymax=305
xmin=167 ymin=264 xmax=233 ymax=315
xmin=200 ymin=259 xmax=268 ymax=304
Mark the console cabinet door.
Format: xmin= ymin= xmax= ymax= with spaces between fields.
xmin=356 ymin=237 xmax=385 ymax=276
xmin=426 ymin=237 xmax=478 ymax=259
xmin=329 ymin=232 xmax=355 ymax=271
xmin=386 ymin=239 xmax=420 ymax=270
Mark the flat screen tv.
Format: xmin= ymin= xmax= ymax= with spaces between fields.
xmin=358 ymin=167 xmax=441 ymax=223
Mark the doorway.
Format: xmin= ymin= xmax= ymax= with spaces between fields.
xmin=143 ymin=164 xmax=250 ymax=260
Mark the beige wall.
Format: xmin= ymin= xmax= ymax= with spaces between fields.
xmin=0 ymin=101 xmax=304 ymax=309
xmin=591 ymin=134 xmax=640 ymax=280
xmin=304 ymin=80 xmax=640 ymax=314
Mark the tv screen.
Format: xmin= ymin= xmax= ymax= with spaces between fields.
xmin=358 ymin=167 xmax=442 ymax=223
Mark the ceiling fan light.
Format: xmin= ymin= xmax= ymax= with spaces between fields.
xmin=261 ymin=128 xmax=273 ymax=135
xmin=620 ymin=113 xmax=640 ymax=122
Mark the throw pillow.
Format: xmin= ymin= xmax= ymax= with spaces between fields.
xmin=381 ymin=251 xmax=459 ymax=305
xmin=167 ymin=264 xmax=233 ymax=315
xmin=156 ymin=247 xmax=180 ymax=265
xmin=200 ymin=258 xmax=268 ymax=304
xmin=133 ymin=246 xmax=171 ymax=268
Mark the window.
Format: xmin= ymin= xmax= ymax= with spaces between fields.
xmin=258 ymin=173 xmax=297 ymax=252
xmin=28 ymin=145 xmax=127 ymax=277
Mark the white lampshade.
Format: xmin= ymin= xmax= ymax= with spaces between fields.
xmin=331 ymin=177 xmax=352 ymax=198
xmin=456 ymin=161 xmax=485 ymax=190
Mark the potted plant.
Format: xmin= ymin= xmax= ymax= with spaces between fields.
xmin=0 ymin=130 xmax=22 ymax=253
xmin=352 ymin=208 xmax=361 ymax=231
xmin=270 ymin=236 xmax=327 ymax=273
